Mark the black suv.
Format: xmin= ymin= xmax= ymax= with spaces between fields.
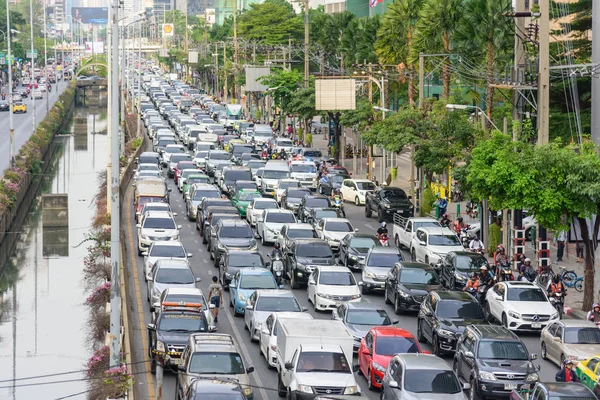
xmin=195 ymin=198 xmax=234 ymax=234
xmin=281 ymin=187 xmax=312 ymax=214
xmin=453 ymin=325 xmax=540 ymax=400
xmin=440 ymin=251 xmax=489 ymax=290
xmin=285 ymin=239 xmax=335 ymax=289
xmin=384 ymin=262 xmax=441 ymax=314
xmin=417 ymin=291 xmax=487 ymax=355
xmin=297 ymin=194 xmax=332 ymax=222
xmin=219 ymin=250 xmax=265 ymax=289
xmin=210 ymin=219 xmax=257 ymax=267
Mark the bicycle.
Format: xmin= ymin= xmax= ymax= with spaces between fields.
xmin=558 ymin=265 xmax=584 ymax=292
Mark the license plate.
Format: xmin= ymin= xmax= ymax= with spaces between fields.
xmin=532 ymin=322 xmax=542 ymax=329
xmin=169 ymin=358 xmax=182 ymax=365
xmin=504 ymin=384 xmax=518 ymax=390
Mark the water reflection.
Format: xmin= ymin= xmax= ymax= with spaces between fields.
xmin=0 ymin=105 xmax=109 ymax=399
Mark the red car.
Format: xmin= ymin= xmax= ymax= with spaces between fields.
xmin=358 ymin=326 xmax=424 ymax=390
xmin=174 ymin=161 xmax=196 ymax=184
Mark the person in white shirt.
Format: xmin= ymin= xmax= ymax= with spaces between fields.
xmin=556 ymin=230 xmax=567 ymax=262
xmin=469 ymin=235 xmax=484 ymax=252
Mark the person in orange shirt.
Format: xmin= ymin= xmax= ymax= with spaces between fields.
xmin=463 ymin=273 xmax=479 ymax=295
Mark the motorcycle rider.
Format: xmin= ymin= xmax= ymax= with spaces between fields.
xmin=587 ymin=303 xmax=600 ymax=323
xmin=439 ymin=214 xmax=452 ymax=228
xmin=479 ymin=265 xmax=495 ymax=287
xmin=371 ymin=176 xmax=379 ymax=186
xmin=278 ymin=148 xmax=286 ymax=160
xmin=548 ymin=275 xmax=567 ymax=300
xmin=494 ymin=245 xmax=509 ymax=266
xmin=434 ymin=194 xmax=448 ymax=216
xmin=454 ymin=217 xmax=469 ymax=234
xmin=270 ymin=242 xmax=283 ymax=260
xmin=519 ymin=258 xmax=537 ymax=282
xmin=469 ymin=235 xmax=484 ymax=253
xmin=463 ymin=273 xmax=480 ymax=295
xmin=331 ymin=188 xmax=345 ymax=217
xmin=376 ymin=222 xmax=388 ymax=239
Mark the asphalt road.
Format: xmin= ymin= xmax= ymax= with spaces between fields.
xmin=0 ymin=80 xmax=69 ymax=173
xmin=123 ymin=128 xmax=561 ymax=400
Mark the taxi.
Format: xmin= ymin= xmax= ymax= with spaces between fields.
xmin=576 ymin=354 xmax=600 ymax=390
xmin=224 ymin=138 xmax=244 ymax=152
xmin=13 ymin=102 xmax=27 ymax=113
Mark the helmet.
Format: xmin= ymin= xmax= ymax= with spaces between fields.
xmin=443 ymin=214 xmax=448 ymax=218
xmin=524 ymin=258 xmax=531 ymax=263
xmin=480 ymin=266 xmax=488 ymax=271
xmin=563 ymin=358 xmax=573 ymax=366
xmin=458 ymin=217 xmax=464 ymax=223
xmin=594 ymin=303 xmax=600 ymax=309
xmin=497 ymin=245 xmax=505 ymax=252
xmin=274 ymin=242 xmax=281 ymax=249
xmin=381 ymin=222 xmax=387 ymax=228
xmin=381 ymin=182 xmax=388 ymax=187
xmin=552 ymin=275 xmax=560 ymax=284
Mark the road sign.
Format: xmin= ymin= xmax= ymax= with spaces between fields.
xmin=0 ymin=53 xmax=5 ymax=65
xmin=26 ymin=50 xmax=38 ymax=59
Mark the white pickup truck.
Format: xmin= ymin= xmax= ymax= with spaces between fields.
xmin=276 ymin=318 xmax=360 ymax=398
xmin=392 ymin=214 xmax=441 ymax=249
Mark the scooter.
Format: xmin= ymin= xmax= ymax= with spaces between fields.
xmin=549 ymin=292 xmax=565 ymax=319
xmin=379 ymin=234 xmax=390 ymax=247
xmin=499 ymin=264 xmax=515 ymax=281
xmin=460 ymin=228 xmax=472 ymax=248
xmin=332 ymin=197 xmax=346 ymax=218
xmin=269 ymin=254 xmax=284 ymax=285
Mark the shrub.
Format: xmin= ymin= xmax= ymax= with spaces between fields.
xmin=421 ymin=188 xmax=435 ymax=217
xmin=306 ymin=133 xmax=313 ymax=147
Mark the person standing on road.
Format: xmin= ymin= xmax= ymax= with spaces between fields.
xmin=556 ymin=229 xmax=567 ymax=262
xmin=208 ymin=276 xmax=223 ymax=323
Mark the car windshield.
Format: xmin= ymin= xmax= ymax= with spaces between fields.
xmin=155 ymin=268 xmax=195 ymax=284
xmin=225 ymin=171 xmax=253 ymax=181
xmin=248 ymin=161 xmax=266 ymax=170
xmin=564 ymin=327 xmax=600 ymax=344
xmin=166 ymin=146 xmax=186 ymax=154
xmin=164 ymin=294 xmax=207 ymax=310
xmin=188 ymin=177 xmax=210 ymax=185
xmin=436 ymin=300 xmax=485 ymax=319
xmin=324 ymin=221 xmax=353 ymax=232
xmin=375 ymin=336 xmax=419 ymax=355
xmin=171 ymin=154 xmax=191 ymax=163
xmin=315 ymin=210 xmax=339 ymax=219
xmin=193 ymin=393 xmax=245 ymax=400
xmin=256 ymin=296 xmax=301 ymax=312
xmin=350 ymin=237 xmax=378 ymax=250
xmin=263 ymin=170 xmax=290 ymax=179
xmin=220 ymin=226 xmax=253 ymax=238
xmin=233 ymin=147 xmax=254 ymax=155
xmin=306 ymin=198 xmax=331 ymax=208
xmin=288 ymin=229 xmax=316 ymax=239
xmin=319 ymin=272 xmax=356 ymax=286
xmin=193 ymin=190 xmax=221 ymax=201
xmin=182 ymin=170 xmax=198 ymax=178
xmin=296 ymin=244 xmax=333 ymax=258
xmin=287 ymin=190 xmax=310 ymax=199
xmin=195 ymin=151 xmax=209 ymax=159
xmin=228 ymin=253 xmax=264 ymax=267
xmin=278 ymin=181 xmax=300 ymax=190
xmin=265 ymin=213 xmax=296 ymax=223
xmin=296 ymin=351 xmax=350 ymax=373
xmin=239 ymin=275 xmax=277 ymax=289
xmin=138 ymin=164 xmax=159 ymax=172
xmin=302 ymin=151 xmax=322 ymax=157
xmin=382 ymin=189 xmax=408 ymax=199
xmin=291 ymin=164 xmax=316 ymax=173
xmin=346 ymin=309 xmax=391 ymax=325
xmin=189 ymin=352 xmax=246 ymax=374
xmin=157 ymin=314 xmax=207 ymax=332
xmin=143 ymin=217 xmax=176 ymax=229
xmin=404 ymin=370 xmax=461 ymax=394
xmin=139 ymin=197 xmax=166 ymax=206
xmin=150 ymin=245 xmax=186 ymax=258
xmin=506 ymin=287 xmax=547 ymax=302
xmin=237 ymin=192 xmax=261 ymax=201
xmin=399 ymin=268 xmax=438 ymax=285
xmin=478 ymin=340 xmax=529 ymax=360
xmin=140 ymin=156 xmax=160 ymax=164
xmin=254 ymin=131 xmax=273 ymax=137
xmin=254 ymin=201 xmax=278 ymax=210
xmin=158 ymin=139 xmax=176 ymax=147
xmin=367 ymin=253 xmax=402 ymax=267
xmin=329 ymin=175 xmax=346 ymax=183
xmin=355 ymin=182 xmax=376 ymax=190
xmin=178 ymin=163 xmax=196 ymax=171
xmin=455 ymin=255 xmax=488 ymax=271
xmin=210 ymin=153 xmax=230 ymax=160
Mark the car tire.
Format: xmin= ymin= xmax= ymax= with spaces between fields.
xmin=425 ymin=256 xmax=430 ymax=265
xmin=361 ymin=285 xmax=370 ymax=295
xmin=261 ymin=233 xmax=266 ymax=245
xmin=377 ymin=208 xmax=385 ymax=223
xmin=433 ymin=334 xmax=442 ymax=356
xmin=278 ymin=374 xmax=287 ymax=398
xmin=367 ymin=369 xmax=376 ymax=391
xmin=469 ymin=378 xmax=480 ymax=400
xmin=384 ymin=286 xmax=392 ymax=304
xmin=365 ymin=204 xmax=372 ymax=218
xmin=417 ymin=319 xmax=425 ymax=343
xmin=411 ymin=249 xmax=416 ymax=262
xmin=150 ymin=356 xmax=156 ymax=375
xmin=318 ymin=185 xmax=323 ymax=195
xmin=291 ymin=271 xmax=299 ymax=289
xmin=541 ymin=342 xmax=548 ymax=360
xmin=502 ymin=313 xmax=508 ymax=328
xmin=484 ymin=302 xmax=493 ymax=322
xmin=393 ymin=295 xmax=403 ymax=315
xmin=355 ymin=197 xmax=360 ymax=206
xmin=450 ymin=277 xmax=456 ymax=290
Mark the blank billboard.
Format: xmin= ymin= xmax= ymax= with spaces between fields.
xmin=72 ymin=7 xmax=108 ymax=24
xmin=245 ymin=67 xmax=270 ymax=92
xmin=315 ymin=79 xmax=356 ymax=110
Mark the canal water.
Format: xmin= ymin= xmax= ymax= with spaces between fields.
xmin=0 ymin=101 xmax=109 ymax=399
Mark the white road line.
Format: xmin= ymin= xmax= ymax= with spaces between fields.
xmin=364 ymin=223 xmax=375 ymax=230
xmin=193 ymin=239 xmax=199 ymax=244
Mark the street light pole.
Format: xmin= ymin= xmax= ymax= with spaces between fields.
xmin=445 ymin=104 xmax=501 ymax=131
xmin=44 ymin=3 xmax=48 ymax=112
xmin=30 ymin=0 xmax=36 ymax=136
xmin=137 ymin=20 xmax=142 ymax=138
xmin=6 ymin=2 xmax=14 ymax=166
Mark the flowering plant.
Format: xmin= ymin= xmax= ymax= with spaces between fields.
xmin=85 ymin=282 xmax=111 ymax=308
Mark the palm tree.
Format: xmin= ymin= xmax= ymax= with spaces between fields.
xmin=413 ymin=0 xmax=463 ymax=99
xmin=375 ymin=0 xmax=424 ymax=106
xmin=455 ymin=0 xmax=512 ymax=125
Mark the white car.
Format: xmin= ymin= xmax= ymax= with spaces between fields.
xmin=146 ymin=259 xmax=200 ymax=306
xmin=259 ymin=312 xmax=314 ymax=368
xmin=274 ymin=179 xmax=301 ymax=205
xmin=307 ymin=266 xmax=362 ymax=311
xmin=485 ymin=281 xmax=559 ymax=331
xmin=273 ymin=137 xmax=294 ymax=153
xmin=142 ymin=240 xmax=192 ymax=279
xmin=315 ymin=218 xmax=357 ymax=251
xmin=340 ymin=179 xmax=377 ymax=206
xmin=137 ymin=211 xmax=182 ymax=254
xmin=161 ymin=144 xmax=187 ymax=166
xmin=195 ymin=141 xmax=216 ymax=152
xmin=136 ymin=202 xmax=174 ymax=224
xmin=246 ymin=198 xmax=279 ymax=226
xmin=257 ymin=209 xmax=297 ymax=245
xmin=33 ymin=89 xmax=43 ymax=99
xmin=289 ymin=161 xmax=318 ymax=189
xmin=410 ymin=227 xmax=464 ymax=266
xmin=276 ymin=223 xmax=317 ymax=253
xmin=243 ymin=289 xmax=305 ymax=341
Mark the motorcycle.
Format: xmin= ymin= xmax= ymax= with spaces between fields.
xmin=459 ymin=228 xmax=472 ymax=248
xmin=549 ymin=292 xmax=565 ymax=319
xmin=499 ymin=264 xmax=515 ymax=281
xmin=465 ymin=286 xmax=478 ymax=299
xmin=269 ymin=254 xmax=284 ymax=285
xmin=332 ymin=197 xmax=346 ymax=218
xmin=379 ymin=234 xmax=389 ymax=247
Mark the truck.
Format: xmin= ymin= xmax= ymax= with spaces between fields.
xmin=223 ymin=104 xmax=243 ymax=128
xmin=392 ymin=214 xmax=441 ymax=249
xmin=509 ymin=382 xmax=595 ymax=400
xmin=276 ymin=318 xmax=361 ymax=398
xmin=134 ymin=178 xmax=170 ymax=219
xmin=364 ymin=186 xmax=414 ymax=223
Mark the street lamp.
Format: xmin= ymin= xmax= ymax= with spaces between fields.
xmin=445 ymin=104 xmax=501 ymax=131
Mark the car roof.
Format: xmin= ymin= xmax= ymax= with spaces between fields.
xmin=144 ymin=211 xmax=175 ymax=219
xmin=256 ymin=289 xmax=295 ymax=298
xmin=237 ymin=189 xmax=260 ymax=194
xmin=239 ymin=267 xmax=274 ymax=276
xmin=219 ymin=219 xmax=250 ymax=227
xmin=292 ymin=238 xmax=329 ymax=246
xmin=468 ymin=325 xmax=518 ymax=340
xmin=397 ymin=354 xmax=450 ymax=370
xmin=189 ymin=379 xmax=244 ymax=395
xmin=371 ymin=326 xmax=415 ymax=337
xmin=368 ymin=247 xmax=402 ymax=255
xmin=503 ymin=281 xmax=538 ymax=288
xmin=555 ymin=320 xmax=598 ymax=328
xmin=285 ymin=223 xmax=313 ymax=230
xmin=397 ymin=261 xmax=432 ymax=269
xmin=164 ymin=287 xmax=204 ymax=296
xmin=316 ymin=266 xmax=353 ymax=272
xmin=322 ymin=218 xmax=351 ymax=224
xmin=347 ymin=233 xmax=377 ymax=239
xmin=155 ymin=259 xmax=191 ymax=269
xmin=344 ymin=179 xmax=372 ymax=183
xmin=346 ymin=302 xmax=386 ymax=311
xmin=151 ymin=240 xmax=183 ymax=247
xmin=544 ymin=382 xmax=595 ymax=396
xmin=434 ymin=291 xmax=477 ymax=301
xmin=416 ymin=227 xmax=456 ymax=234
xmin=265 ymin=209 xmax=294 ymax=214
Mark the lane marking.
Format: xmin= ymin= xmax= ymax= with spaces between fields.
xmin=364 ymin=223 xmax=375 ymax=230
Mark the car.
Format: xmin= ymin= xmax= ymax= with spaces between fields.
xmin=173 ymin=161 xmax=196 ymax=185
xmin=280 ymin=187 xmax=312 ymax=214
xmin=181 ymin=173 xmax=210 ymax=198
xmin=365 ymin=186 xmax=414 ymax=222
xmin=298 ymin=147 xmax=324 ymax=163
xmin=276 ymin=223 xmax=317 ymax=254
xmin=220 ymin=166 xmax=253 ymax=196
xmin=358 ymin=327 xmax=423 ymax=391
xmin=210 ymin=219 xmax=257 ymax=267
xmin=182 ymin=380 xmax=247 ymax=400
xmin=137 ymin=211 xmax=181 ymax=254
xmin=315 ymin=218 xmax=357 ymax=251
xmin=152 ymin=287 xmax=215 ymax=327
xmin=244 ymin=289 xmax=305 ymax=341
xmin=246 ymin=197 xmax=279 ymax=227
xmin=332 ymin=302 xmax=398 ymax=351
xmin=577 ymin=355 xmax=600 ymax=390
xmin=220 ymin=250 xmax=266 ymax=289
xmin=192 ymin=150 xmax=210 ymax=170
xmin=134 ymin=163 xmax=161 ymax=182
xmin=484 ymin=281 xmax=560 ymax=331
xmin=256 ymin=209 xmax=297 ymax=245
xmin=231 ymin=180 xmax=259 ymax=198
xmin=176 ymin=333 xmax=255 ymax=400
xmin=307 ymin=265 xmax=362 ymax=311
xmin=440 ymin=251 xmax=490 ymax=290
xmin=307 ymin=207 xmax=343 ymax=228
xmin=417 ymin=291 xmax=487 ymax=355
xmin=203 ymin=211 xmax=240 ymax=247
xmin=384 ymin=262 xmax=441 ymax=314
xmin=32 ymin=89 xmax=43 ymax=99
xmin=177 ymin=169 xmax=203 ymax=192
xmin=166 ymin=153 xmax=191 ymax=177
xmin=146 ymin=259 xmax=201 ymax=306
xmin=274 ymin=179 xmax=301 ymax=204
xmin=205 ymin=150 xmax=232 ymax=177
xmin=453 ymin=324 xmax=540 ymax=400
xmin=381 ymin=354 xmax=468 ymax=400
xmin=229 ymin=267 xmax=279 ymax=316
xmin=338 ymin=233 xmax=380 ymax=270
xmin=136 ymin=201 xmax=174 ymax=224
xmin=410 ymin=227 xmax=464 ymax=267
xmin=339 ymin=179 xmax=377 ymax=206
xmin=318 ymin=173 xmax=348 ymax=196
xmin=142 ymin=240 xmax=193 ymax=280
xmin=258 ymin=312 xmax=314 ymax=369
xmin=137 ymin=151 xmax=162 ymax=167
xmin=273 ymin=137 xmax=294 ymax=153
xmin=163 ymin=144 xmax=188 ymax=168
xmin=185 ymin=183 xmax=222 ymax=221
xmin=13 ymin=102 xmax=27 ymax=113
xmin=285 ymin=238 xmax=336 ymax=289
xmin=540 ymin=320 xmax=600 ymax=366
xmin=231 ymin=189 xmax=262 ymax=217
xmin=195 ymin=198 xmax=234 ymax=235
xmin=297 ymin=194 xmax=332 ymax=223
xmin=0 ymin=100 xmax=10 ymax=111
xmin=361 ymin=248 xmax=404 ymax=294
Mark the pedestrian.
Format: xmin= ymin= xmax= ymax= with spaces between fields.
xmin=208 ymin=276 xmax=223 ymax=323
xmin=576 ymin=242 xmax=584 ymax=263
xmin=556 ymin=229 xmax=567 ymax=262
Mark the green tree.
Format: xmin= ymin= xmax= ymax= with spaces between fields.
xmin=287 ymin=85 xmax=318 ymax=134
xmin=258 ymin=69 xmax=303 ymax=126
xmin=237 ymin=0 xmax=303 ymax=45
xmin=210 ymin=15 xmax=233 ymax=42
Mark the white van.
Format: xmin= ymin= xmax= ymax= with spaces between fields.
xmin=289 ymin=161 xmax=318 ymax=189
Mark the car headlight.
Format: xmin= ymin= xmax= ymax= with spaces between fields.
xmin=296 ymin=263 xmax=308 ymax=271
xmin=243 ymin=387 xmax=253 ymax=397
xmin=267 ymin=227 xmax=278 ymax=234
xmin=508 ymin=311 xmax=521 ymax=319
xmin=172 ymin=234 xmax=179 ymax=240
xmin=372 ymin=362 xmax=386 ymax=372
xmin=152 ymin=288 xmax=161 ymax=297
xmin=316 ymin=292 xmax=333 ymax=299
xmin=384 ymin=203 xmax=391 ymax=209
xmin=237 ymin=292 xmax=246 ymax=301
xmin=479 ymin=370 xmax=496 ymax=381
xmin=218 ymin=243 xmax=226 ymax=250
xmin=140 ymin=234 xmax=149 ymax=240
xmin=397 ymin=290 xmax=410 ymax=298
xmin=225 ymin=272 xmax=233 ymax=279
xmin=525 ymin=373 xmax=539 ymax=382
xmin=437 ymin=328 xmax=455 ymax=337
xmin=350 ymin=294 xmax=361 ymax=300
xmin=249 ymin=243 xmax=258 ymax=251
xmin=364 ymin=271 xmax=376 ymax=279
xmin=156 ymin=341 xmax=165 ymax=352
xmin=350 ymin=255 xmax=358 ymax=261
xmin=344 ymin=386 xmax=358 ymax=395
xmin=551 ymin=312 xmax=559 ymax=319
xmin=455 ymin=273 xmax=467 ymax=281
xmin=297 ymin=385 xmax=313 ymax=394
xmin=352 ymin=335 xmax=362 ymax=342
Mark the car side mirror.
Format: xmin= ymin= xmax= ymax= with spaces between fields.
xmin=146 ymin=276 xmax=153 ymax=282
xmin=388 ymin=380 xmax=399 ymax=389
xmin=177 ymin=365 xmax=186 ymax=372
xmin=177 ymin=225 xmax=182 ymax=229
xmin=362 ymin=348 xmax=370 ymax=356
xmin=531 ymin=353 xmax=538 ymax=360
xmin=358 ymin=281 xmax=364 ymax=286
xmin=185 ymin=194 xmax=190 ymax=200
xmin=302 ymin=307 xmax=308 ymax=312
xmin=262 ymin=328 xmax=269 ymax=334
xmin=308 ymin=279 xmax=315 ymax=285
xmin=254 ymin=233 xmax=260 ymax=239
xmin=147 ymin=323 xmax=156 ymax=331
xmin=246 ymin=366 xmax=255 ymax=373
xmin=464 ymin=351 xmax=474 ymax=359
xmin=495 ymin=295 xmax=503 ymax=301
xmin=419 ymin=241 xmax=426 ymax=246
xmin=136 ymin=224 xmax=142 ymax=228
xmin=553 ymin=336 xmax=561 ymax=342
xmin=392 ymin=319 xmax=399 ymax=325
xmin=352 ymin=364 xmax=360 ymax=372
xmin=172 ymin=212 xmax=178 ymax=216
xmin=187 ymin=252 xmax=193 ymax=258
xmin=208 ymin=325 xmax=218 ymax=332
xmin=462 ymin=382 xmax=471 ymax=391
xmin=536 ymin=364 xmax=541 ymax=371
xmin=425 ymin=311 xmax=433 ymax=317
xmin=354 ymin=228 xmax=359 ymax=232
xmin=284 ymin=362 xmax=294 ymax=370
xmin=245 ymin=305 xmax=254 ymax=311
xmin=141 ymin=251 xmax=148 ymax=256
xmin=195 ymin=277 xmax=202 ymax=282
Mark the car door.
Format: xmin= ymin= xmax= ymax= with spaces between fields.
xmin=441 ymin=254 xmax=453 ymax=287
xmin=257 ymin=210 xmax=266 ymax=237
xmin=360 ymin=332 xmax=374 ymax=376
xmin=260 ymin=315 xmax=274 ymax=355
xmin=348 ymin=181 xmax=358 ymax=200
xmin=315 ymin=219 xmax=325 ymax=239
xmin=415 ymin=230 xmax=427 ymax=261
xmin=401 ymin=220 xmax=413 ymax=247
xmin=278 ymin=225 xmax=288 ymax=250
xmin=230 ymin=272 xmax=240 ymax=305
xmin=421 ymin=294 xmax=436 ymax=341
xmin=285 ymin=242 xmax=295 ymax=279
xmin=549 ymin=324 xmax=563 ymax=364
xmin=308 ymin=268 xmax=319 ymax=302
xmin=246 ymin=199 xmax=255 ymax=223
xmin=383 ymin=359 xmax=399 ymax=398
xmin=245 ymin=291 xmax=257 ymax=328
xmin=338 ymin=235 xmax=349 ymax=261
xmin=386 ymin=265 xmax=399 ymax=303
xmin=340 ymin=180 xmax=351 ymax=200
xmin=459 ymin=335 xmax=476 ymax=380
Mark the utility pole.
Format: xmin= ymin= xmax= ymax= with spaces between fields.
xmin=215 ymin=43 xmax=219 ymax=99
xmin=233 ymin=0 xmax=238 ymax=103
xmin=303 ymin=0 xmax=309 ymax=87
xmin=30 ymin=0 xmax=36 ymax=137
xmin=223 ymin=42 xmax=227 ymax=101
xmin=537 ymin=0 xmax=550 ymax=145
xmin=288 ymin=37 xmax=292 ymax=71
xmin=44 ymin=3 xmax=49 ymax=112
xmin=367 ymin=63 xmax=373 ymax=180
xmin=6 ymin=0 xmax=14 ymax=167
xmin=592 ymin=0 xmax=600 ymax=144
xmin=415 ymin=54 xmax=425 ymax=216
xmin=137 ymin=20 xmax=142 ymax=138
